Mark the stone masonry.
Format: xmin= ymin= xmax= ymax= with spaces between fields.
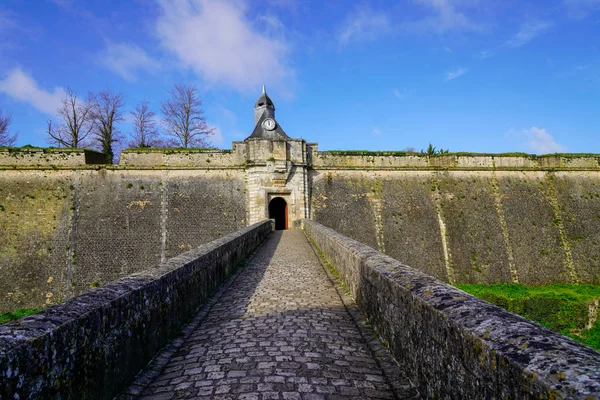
xmin=3 ymin=88 xmax=600 ymax=313
xmin=135 ymin=230 xmax=417 ymax=399
xmin=305 ymin=220 xmax=600 ymax=399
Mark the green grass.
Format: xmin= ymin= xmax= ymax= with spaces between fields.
xmin=122 ymin=147 xmax=223 ymax=153
xmin=319 ymin=150 xmax=600 ymax=158
xmin=458 ymin=284 xmax=600 ymax=351
xmin=319 ymin=150 xmax=417 ymax=156
xmin=0 ymin=307 xmax=43 ymax=325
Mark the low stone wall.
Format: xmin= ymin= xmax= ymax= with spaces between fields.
xmin=304 ymin=220 xmax=600 ymax=399
xmin=313 ymin=152 xmax=600 ymax=170
xmin=120 ymin=148 xmax=243 ymax=168
xmin=0 ymin=220 xmax=272 ymax=400
xmin=0 ymin=148 xmax=105 ymax=167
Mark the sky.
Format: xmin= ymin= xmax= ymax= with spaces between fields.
xmin=0 ymin=0 xmax=599 ymax=154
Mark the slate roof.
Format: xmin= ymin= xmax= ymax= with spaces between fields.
xmin=247 ymin=108 xmax=290 ymax=140
xmin=254 ymin=90 xmax=274 ymax=109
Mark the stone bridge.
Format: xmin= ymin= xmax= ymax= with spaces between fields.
xmin=1 ymin=221 xmax=600 ymax=399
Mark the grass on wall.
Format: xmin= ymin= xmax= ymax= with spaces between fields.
xmin=458 ymin=284 xmax=600 ymax=352
xmin=0 ymin=307 xmax=43 ymax=325
xmin=122 ymin=147 xmax=225 ymax=153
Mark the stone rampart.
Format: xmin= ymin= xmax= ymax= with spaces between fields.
xmin=0 ymin=148 xmax=105 ymax=167
xmin=0 ymin=169 xmax=247 ymax=313
xmin=0 ymin=220 xmax=273 ymax=400
xmin=304 ymin=220 xmax=600 ymax=399
xmin=120 ymin=148 xmax=245 ymax=168
xmin=313 ymin=152 xmax=600 ymax=170
xmin=3 ymin=148 xmax=600 ymax=311
xmin=311 ymin=169 xmax=600 ymax=285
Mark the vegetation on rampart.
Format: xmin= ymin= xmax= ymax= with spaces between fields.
xmin=122 ymin=147 xmax=224 ymax=153
xmin=458 ymin=284 xmax=600 ymax=351
xmin=320 ymin=150 xmax=600 ymax=158
xmin=0 ymin=307 xmax=43 ymax=325
xmin=1 ymin=145 xmax=95 ymax=152
xmin=321 ymin=150 xmax=421 ymax=156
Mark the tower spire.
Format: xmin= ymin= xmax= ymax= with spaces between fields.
xmin=254 ymin=85 xmax=275 ymax=126
xmin=247 ymin=86 xmax=289 ymax=140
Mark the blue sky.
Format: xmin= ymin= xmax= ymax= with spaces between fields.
xmin=0 ymin=0 xmax=599 ymax=154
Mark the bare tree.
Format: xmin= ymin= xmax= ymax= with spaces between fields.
xmin=90 ymin=90 xmax=125 ymax=163
xmin=128 ymin=99 xmax=160 ymax=148
xmin=47 ymin=87 xmax=94 ymax=148
xmin=161 ymin=83 xmax=213 ymax=148
xmin=0 ymin=108 xmax=18 ymax=146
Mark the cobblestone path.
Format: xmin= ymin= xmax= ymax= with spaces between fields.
xmin=137 ymin=230 xmax=417 ymax=400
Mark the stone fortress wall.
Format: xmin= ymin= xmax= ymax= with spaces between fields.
xmin=311 ymin=150 xmax=600 ymax=285
xmin=311 ymin=167 xmax=600 ymax=285
xmin=2 ymin=147 xmax=600 ymax=312
xmin=0 ymin=149 xmax=247 ymax=312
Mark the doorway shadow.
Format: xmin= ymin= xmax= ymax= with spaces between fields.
xmin=268 ymin=197 xmax=288 ymax=230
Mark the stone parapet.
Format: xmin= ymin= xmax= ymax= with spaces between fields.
xmin=120 ymin=148 xmax=244 ymax=168
xmin=313 ymin=152 xmax=600 ymax=170
xmin=0 ymin=220 xmax=273 ymax=400
xmin=0 ymin=148 xmax=105 ymax=167
xmin=304 ymin=219 xmax=600 ymax=399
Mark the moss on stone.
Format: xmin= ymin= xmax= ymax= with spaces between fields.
xmin=0 ymin=307 xmax=43 ymax=324
xmin=122 ymin=147 xmax=230 ymax=153
xmin=320 ymin=150 xmax=419 ymax=156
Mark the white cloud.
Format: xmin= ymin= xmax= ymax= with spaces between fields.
xmin=372 ymin=128 xmax=382 ymax=136
xmin=505 ymin=20 xmax=552 ymax=48
xmin=478 ymin=50 xmax=492 ymax=59
xmin=0 ymin=68 xmax=65 ymax=115
xmin=99 ymin=42 xmax=160 ymax=82
xmin=393 ymin=88 xmax=410 ymax=98
xmin=265 ymin=0 xmax=300 ymax=11
xmin=443 ymin=46 xmax=453 ymax=53
xmin=406 ymin=0 xmax=482 ymax=34
xmin=155 ymin=0 xmax=294 ymax=93
xmin=564 ymin=0 xmax=600 ymax=18
xmin=0 ymin=9 xmax=41 ymax=50
xmin=256 ymin=14 xmax=286 ymax=36
xmin=338 ymin=6 xmax=391 ymax=45
xmin=0 ymin=10 xmax=17 ymax=34
xmin=0 ymin=11 xmax=17 ymax=53
xmin=444 ymin=67 xmax=468 ymax=81
xmin=508 ymin=127 xmax=566 ymax=154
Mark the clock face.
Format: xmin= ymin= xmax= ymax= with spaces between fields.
xmin=262 ymin=118 xmax=276 ymax=131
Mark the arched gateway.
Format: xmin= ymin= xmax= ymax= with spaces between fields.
xmin=268 ymin=197 xmax=288 ymax=230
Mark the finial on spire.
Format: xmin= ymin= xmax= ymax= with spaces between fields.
xmin=262 ymin=84 xmax=266 ymax=94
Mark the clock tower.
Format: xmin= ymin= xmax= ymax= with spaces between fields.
xmin=248 ymin=85 xmax=290 ymax=141
xmin=234 ymin=86 xmax=317 ymax=229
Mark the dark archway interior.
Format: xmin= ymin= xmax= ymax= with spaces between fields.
xmin=268 ymin=197 xmax=288 ymax=230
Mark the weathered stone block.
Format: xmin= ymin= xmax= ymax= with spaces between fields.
xmin=305 ymin=220 xmax=600 ymax=399
xmin=0 ymin=220 xmax=273 ymax=400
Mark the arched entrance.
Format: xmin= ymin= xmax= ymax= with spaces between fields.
xmin=268 ymin=197 xmax=288 ymax=230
